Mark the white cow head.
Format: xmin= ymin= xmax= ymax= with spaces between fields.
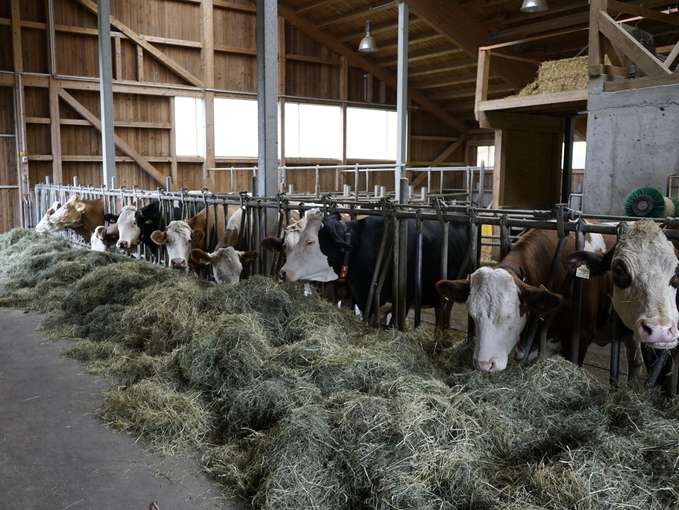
xmin=116 ymin=205 xmax=141 ymax=252
xmin=573 ymin=220 xmax=679 ymax=349
xmin=437 ymin=267 xmax=561 ymax=372
xmin=91 ymin=226 xmax=108 ymax=252
xmin=150 ymin=220 xmax=200 ymax=270
xmin=35 ymin=201 xmax=62 ymax=234
xmin=192 ymin=246 xmax=257 ymax=285
xmin=262 ymin=210 xmax=338 ymax=283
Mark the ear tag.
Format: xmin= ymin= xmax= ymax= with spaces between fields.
xmin=576 ymin=264 xmax=590 ymax=280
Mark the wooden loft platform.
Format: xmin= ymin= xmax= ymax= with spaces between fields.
xmin=477 ymin=89 xmax=587 ymax=116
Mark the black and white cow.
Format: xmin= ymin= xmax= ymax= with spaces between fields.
xmin=278 ymin=209 xmax=470 ymax=318
xmin=116 ymin=201 xmax=183 ymax=254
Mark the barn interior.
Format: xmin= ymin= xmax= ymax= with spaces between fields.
xmin=2 ymin=0 xmax=679 ymax=508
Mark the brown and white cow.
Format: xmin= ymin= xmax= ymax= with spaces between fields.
xmin=36 ymin=194 xmax=106 ymax=242
xmin=151 ymin=207 xmax=254 ymax=283
xmin=35 ymin=201 xmax=62 ymax=234
xmin=570 ymin=220 xmax=679 ymax=351
xmin=436 ymin=228 xmax=638 ymax=373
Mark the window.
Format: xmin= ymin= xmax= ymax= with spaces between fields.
xmin=214 ymin=98 xmax=258 ymax=158
xmin=174 ymin=97 xmax=205 ymax=157
xmin=285 ymin=103 xmax=342 ymax=159
xmin=346 ymin=107 xmax=397 ymax=161
xmin=562 ymin=141 xmax=587 ymax=169
xmin=476 ymin=145 xmax=495 ymax=167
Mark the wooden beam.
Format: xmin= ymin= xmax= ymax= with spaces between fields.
xmin=475 ymin=48 xmax=490 ymax=123
xmin=588 ymin=0 xmax=607 ymax=72
xmin=74 ymin=0 xmax=204 ymax=87
xmin=278 ymin=2 xmax=467 ymax=133
xmin=204 ymin=92 xmax=215 ymax=188
xmin=10 ymin=0 xmax=22 ymax=73
xmin=136 ymin=46 xmax=144 ymax=81
xmin=213 ymin=0 xmax=255 ymax=13
xmin=665 ymin=41 xmax=679 ymax=70
xmin=57 ymin=88 xmax=165 ymax=184
xmin=598 ymin=11 xmax=671 ymax=77
xmin=49 ymin=78 xmax=63 ymax=184
xmin=278 ymin=17 xmax=286 ymax=95
xmin=405 ymin=0 xmax=536 ymax=89
xmin=608 ymin=0 xmax=679 ymax=27
xmin=169 ymin=98 xmax=178 ymax=189
xmin=114 ymin=35 xmax=122 ymax=80
xmin=201 ymin=0 xmax=215 ymax=88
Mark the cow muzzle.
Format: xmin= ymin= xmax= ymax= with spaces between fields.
xmin=171 ymin=258 xmax=188 ymax=269
xmin=477 ymin=359 xmax=498 ymax=373
xmin=637 ymin=319 xmax=678 ymax=349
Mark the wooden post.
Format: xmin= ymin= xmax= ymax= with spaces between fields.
xmin=204 ymin=92 xmax=215 ymax=188
xmin=136 ymin=46 xmax=144 ymax=82
xmin=14 ymin=76 xmax=29 ymax=227
xmin=49 ymin=78 xmax=63 ymax=184
xmin=474 ymin=48 xmax=490 ymax=127
xmin=169 ymin=97 xmax=178 ymax=189
xmin=366 ymin=73 xmax=374 ymax=102
xmin=10 ymin=0 xmax=23 ymax=74
xmin=114 ymin=35 xmax=122 ymax=80
xmin=588 ymin=0 xmax=608 ymax=76
xmin=46 ymin=0 xmax=57 ymax=75
xmin=201 ymin=0 xmax=215 ymax=189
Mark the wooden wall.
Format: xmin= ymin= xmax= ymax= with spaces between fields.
xmin=0 ymin=0 xmax=467 ymax=231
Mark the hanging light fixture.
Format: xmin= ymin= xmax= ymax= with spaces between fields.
xmin=520 ymin=0 xmax=549 ymax=13
xmin=358 ymin=19 xmax=378 ymax=53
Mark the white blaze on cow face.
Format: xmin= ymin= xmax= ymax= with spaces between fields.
xmin=90 ymin=226 xmax=108 ymax=252
xmin=467 ymin=267 xmax=528 ymax=372
xmin=47 ymin=194 xmax=87 ymax=229
xmin=280 ymin=209 xmax=337 ymax=283
xmin=151 ymin=220 xmax=193 ymax=270
xmin=193 ymin=247 xmax=255 ymax=285
xmin=612 ymin=221 xmax=678 ymax=349
xmin=35 ymin=201 xmax=62 ymax=234
xmin=116 ymin=205 xmax=141 ymax=251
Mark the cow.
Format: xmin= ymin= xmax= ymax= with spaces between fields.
xmin=35 ymin=201 xmax=61 ymax=234
xmin=115 ymin=201 xmax=183 ymax=254
xmin=570 ymin=220 xmax=679 ymax=351
xmin=90 ymin=224 xmax=119 ymax=252
xmin=277 ymin=209 xmax=470 ymax=321
xmin=436 ymin=228 xmax=642 ymax=375
xmin=151 ymin=206 xmax=251 ymax=282
xmin=35 ymin=194 xmax=107 ymax=242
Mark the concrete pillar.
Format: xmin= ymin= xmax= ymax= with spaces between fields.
xmin=98 ymin=0 xmax=116 ymax=188
xmin=395 ymin=0 xmax=409 ymax=201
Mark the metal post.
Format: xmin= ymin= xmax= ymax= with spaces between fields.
xmin=570 ymin=219 xmax=585 ymax=364
xmin=398 ymin=178 xmax=409 ymax=329
xmin=414 ymin=210 xmax=423 ymax=328
xmin=98 ymin=0 xmax=116 ymax=189
xmin=610 ymin=310 xmax=622 ymax=386
xmin=395 ymin=0 xmax=408 ymax=200
xmin=562 ymin=116 xmax=574 ymax=204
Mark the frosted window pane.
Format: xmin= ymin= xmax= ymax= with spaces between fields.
xmin=572 ymin=141 xmax=586 ymax=169
xmin=215 ymin=98 xmax=258 ymax=158
xmin=346 ymin=108 xmax=397 ymax=160
xmin=476 ymin=146 xmax=494 ymax=167
xmin=285 ymin=103 xmax=341 ymax=159
xmin=174 ymin=97 xmax=205 ymax=157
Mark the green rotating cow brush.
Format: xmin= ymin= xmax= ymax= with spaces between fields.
xmin=624 ymin=187 xmax=679 ymax=218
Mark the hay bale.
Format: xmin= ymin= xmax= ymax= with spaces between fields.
xmin=101 ymin=380 xmax=212 ymax=454
xmin=518 ymin=56 xmax=588 ymax=97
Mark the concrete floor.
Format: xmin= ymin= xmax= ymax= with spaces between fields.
xmin=0 ymin=308 xmax=244 ymax=510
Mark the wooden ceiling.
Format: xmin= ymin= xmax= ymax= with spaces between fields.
xmin=282 ymin=0 xmax=679 ymax=128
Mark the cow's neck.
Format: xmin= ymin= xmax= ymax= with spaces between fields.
xmin=498 ymin=230 xmax=560 ymax=288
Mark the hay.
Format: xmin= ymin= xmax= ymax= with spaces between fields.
xmin=100 ymin=380 xmax=212 ymax=454
xmin=2 ymin=229 xmax=679 ymax=509
xmin=518 ymin=56 xmax=588 ymax=96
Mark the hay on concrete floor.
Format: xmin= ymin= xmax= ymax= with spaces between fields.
xmin=518 ymin=56 xmax=588 ymax=96
xmin=2 ymin=229 xmax=679 ymax=510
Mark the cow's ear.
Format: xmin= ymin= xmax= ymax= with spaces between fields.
xmin=436 ymin=279 xmax=470 ymax=303
xmin=191 ymin=249 xmax=212 ymax=265
xmin=94 ymin=226 xmax=106 ymax=241
xmin=192 ymin=230 xmax=204 ymax=246
xmin=262 ymin=237 xmax=284 ymax=252
xmin=238 ymin=251 xmax=258 ymax=263
xmin=568 ymin=247 xmax=614 ymax=276
xmin=150 ymin=230 xmax=167 ymax=246
xmin=520 ymin=284 xmax=562 ymax=315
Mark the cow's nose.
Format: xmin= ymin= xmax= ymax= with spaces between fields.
xmin=171 ymin=258 xmax=187 ymax=269
xmin=117 ymin=240 xmax=128 ymax=249
xmin=478 ymin=359 xmax=497 ymax=373
xmin=638 ymin=319 xmax=677 ymax=346
xmin=278 ymin=269 xmax=286 ymax=281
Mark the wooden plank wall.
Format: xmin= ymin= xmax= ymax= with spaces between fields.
xmin=0 ymin=0 xmax=468 ymax=228
xmin=0 ymin=86 xmax=20 ymax=232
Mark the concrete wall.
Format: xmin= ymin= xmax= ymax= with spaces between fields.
xmin=583 ymin=80 xmax=679 ymax=215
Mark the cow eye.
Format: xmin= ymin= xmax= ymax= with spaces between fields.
xmin=611 ymin=260 xmax=632 ymax=289
xmin=670 ymin=265 xmax=679 ymax=288
xmin=305 ymin=240 xmax=314 ymax=246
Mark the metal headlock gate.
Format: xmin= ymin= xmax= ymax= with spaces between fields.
xmin=30 ymin=183 xmax=679 ymax=395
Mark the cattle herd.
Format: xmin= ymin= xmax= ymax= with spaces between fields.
xmin=33 ymin=191 xmax=679 ymax=387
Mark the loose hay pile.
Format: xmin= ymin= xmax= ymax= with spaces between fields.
xmin=1 ymin=229 xmax=678 ymax=509
xmin=518 ymin=56 xmax=588 ymax=97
